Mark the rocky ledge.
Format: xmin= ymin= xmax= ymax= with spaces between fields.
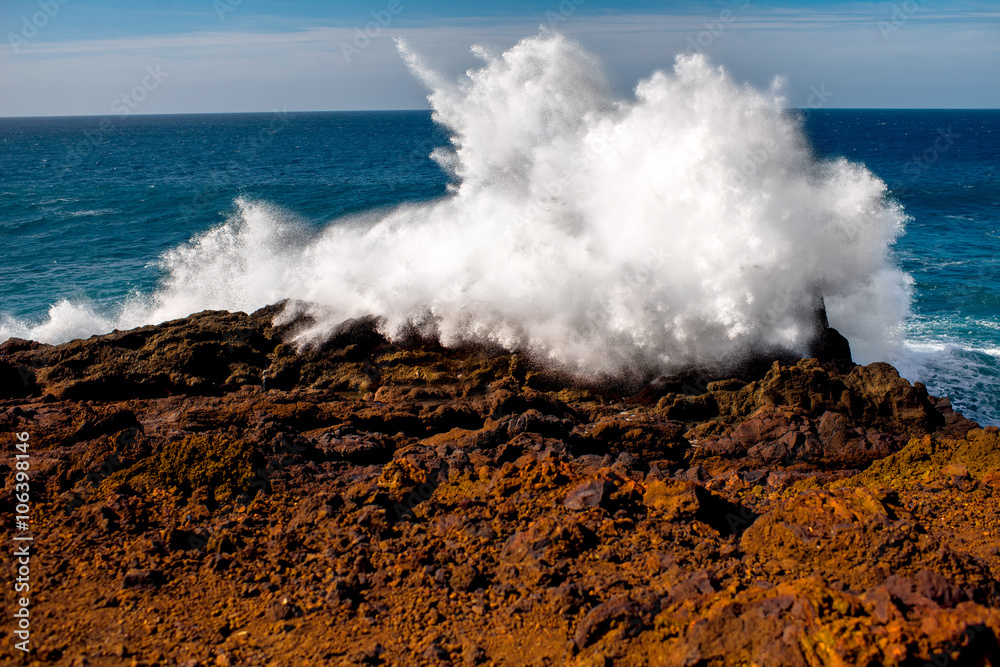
xmin=1 ymin=305 xmax=999 ymax=666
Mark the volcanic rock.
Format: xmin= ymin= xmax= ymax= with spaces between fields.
xmin=1 ymin=305 xmax=997 ymax=665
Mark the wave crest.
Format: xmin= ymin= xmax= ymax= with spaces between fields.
xmin=4 ymin=32 xmax=910 ymax=378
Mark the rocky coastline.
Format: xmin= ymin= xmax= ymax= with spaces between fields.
xmin=2 ymin=304 xmax=999 ymax=665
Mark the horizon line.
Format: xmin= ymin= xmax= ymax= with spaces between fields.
xmin=3 ymin=107 xmax=999 ymax=121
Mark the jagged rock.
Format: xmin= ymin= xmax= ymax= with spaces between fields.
xmin=564 ymin=478 xmax=607 ymax=510
xmin=655 ymin=392 xmax=719 ymax=422
xmin=0 ymin=305 xmax=992 ymax=666
xmin=581 ymin=412 xmax=688 ymax=460
xmin=574 ymin=594 xmax=653 ymax=649
xmin=741 ymin=487 xmax=922 ymax=589
xmin=642 ymin=479 xmax=702 ymax=517
xmin=844 ymin=362 xmax=945 ymax=436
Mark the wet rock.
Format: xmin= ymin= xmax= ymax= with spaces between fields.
xmin=808 ymin=325 xmax=853 ymax=367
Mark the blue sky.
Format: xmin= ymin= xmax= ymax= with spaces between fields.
xmin=1 ymin=0 xmax=997 ymax=116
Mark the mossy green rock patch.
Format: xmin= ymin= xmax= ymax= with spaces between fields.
xmin=848 ymin=426 xmax=1000 ymax=488
xmin=103 ymin=433 xmax=265 ymax=502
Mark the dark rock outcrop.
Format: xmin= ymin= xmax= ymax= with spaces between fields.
xmin=1 ymin=305 xmax=997 ymax=666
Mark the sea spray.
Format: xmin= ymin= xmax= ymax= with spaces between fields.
xmin=281 ymin=32 xmax=911 ymax=373
xmin=2 ymin=32 xmax=912 ymax=379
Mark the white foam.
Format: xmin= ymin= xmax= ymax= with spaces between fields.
xmin=1 ymin=299 xmax=113 ymax=344
xmin=4 ymin=32 xmax=913 ymax=379
xmin=890 ymin=342 xmax=1000 ymax=425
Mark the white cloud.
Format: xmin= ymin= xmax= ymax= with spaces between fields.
xmin=0 ymin=10 xmax=997 ymax=116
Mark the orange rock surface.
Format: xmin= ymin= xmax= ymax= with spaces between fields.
xmin=1 ymin=306 xmax=998 ymax=665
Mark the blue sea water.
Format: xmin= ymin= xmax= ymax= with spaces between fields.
xmin=0 ymin=110 xmax=997 ymax=424
xmin=802 ymin=110 xmax=1000 ymax=426
xmin=0 ymin=111 xmax=449 ymax=322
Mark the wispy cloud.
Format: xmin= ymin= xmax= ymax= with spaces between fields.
xmin=1 ymin=5 xmax=998 ymax=116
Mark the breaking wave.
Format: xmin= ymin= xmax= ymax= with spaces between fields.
xmin=3 ymin=32 xmax=911 ymax=377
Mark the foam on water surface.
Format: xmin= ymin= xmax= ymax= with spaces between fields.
xmin=1 ymin=33 xmax=915 ymax=382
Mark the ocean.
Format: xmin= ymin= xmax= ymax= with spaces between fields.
xmin=1 ymin=107 xmax=997 ymax=425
